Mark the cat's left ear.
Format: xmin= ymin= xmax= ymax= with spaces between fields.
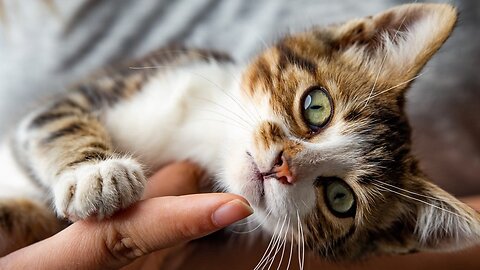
xmin=409 ymin=180 xmax=480 ymax=252
xmin=330 ymin=3 xmax=457 ymax=87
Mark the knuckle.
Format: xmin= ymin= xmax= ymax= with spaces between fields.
xmin=102 ymin=224 xmax=148 ymax=263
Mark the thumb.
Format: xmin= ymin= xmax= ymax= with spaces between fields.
xmin=0 ymin=193 xmax=253 ymax=270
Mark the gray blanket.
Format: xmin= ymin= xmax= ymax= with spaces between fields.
xmin=0 ymin=0 xmax=479 ymax=195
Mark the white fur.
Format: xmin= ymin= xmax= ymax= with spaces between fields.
xmin=415 ymin=197 xmax=480 ymax=251
xmin=53 ymin=157 xmax=145 ymax=220
xmin=0 ymin=138 xmax=43 ymax=201
xmin=103 ymin=62 xmax=245 ymax=173
xmin=383 ymin=10 xmax=451 ymax=74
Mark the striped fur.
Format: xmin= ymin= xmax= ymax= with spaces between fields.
xmin=0 ymin=199 xmax=65 ymax=256
xmin=1 ymin=3 xmax=480 ymax=262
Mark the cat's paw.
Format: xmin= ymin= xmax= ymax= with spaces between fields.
xmin=53 ymin=158 xmax=146 ymax=221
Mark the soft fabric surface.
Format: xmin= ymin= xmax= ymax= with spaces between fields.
xmin=0 ymin=0 xmax=479 ymax=195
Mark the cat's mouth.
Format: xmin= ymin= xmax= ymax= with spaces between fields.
xmin=246 ymin=152 xmax=265 ymax=198
xmin=245 ymin=152 xmax=297 ymax=210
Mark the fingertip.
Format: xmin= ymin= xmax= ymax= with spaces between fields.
xmin=212 ymin=199 xmax=254 ymax=227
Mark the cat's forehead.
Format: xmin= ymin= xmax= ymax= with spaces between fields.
xmin=242 ymin=33 xmax=388 ymax=106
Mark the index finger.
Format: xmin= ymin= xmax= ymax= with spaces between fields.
xmin=0 ymin=193 xmax=253 ymax=270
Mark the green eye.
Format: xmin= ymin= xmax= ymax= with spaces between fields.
xmin=325 ymin=179 xmax=356 ymax=217
xmin=302 ymin=87 xmax=332 ymax=130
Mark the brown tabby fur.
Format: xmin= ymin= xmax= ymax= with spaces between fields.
xmin=242 ymin=3 xmax=479 ymax=260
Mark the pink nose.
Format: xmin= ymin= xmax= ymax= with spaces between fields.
xmin=270 ymin=151 xmax=295 ymax=184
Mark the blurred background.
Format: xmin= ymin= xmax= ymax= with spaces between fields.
xmin=0 ymin=0 xmax=479 ymax=269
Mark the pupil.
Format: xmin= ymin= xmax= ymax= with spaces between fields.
xmin=334 ymin=192 xmax=345 ymax=201
xmin=310 ymin=105 xmax=323 ymax=110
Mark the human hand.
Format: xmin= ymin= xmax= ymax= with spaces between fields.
xmin=0 ymin=162 xmax=253 ymax=270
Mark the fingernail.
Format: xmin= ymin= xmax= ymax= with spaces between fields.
xmin=212 ymin=199 xmax=254 ymax=227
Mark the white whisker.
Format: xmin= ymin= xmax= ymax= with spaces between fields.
xmin=192 ymin=118 xmax=249 ymax=133
xmin=233 ymin=208 xmax=273 ymax=227
xmin=296 ymin=210 xmax=302 ymax=270
xmin=130 ymin=63 xmax=259 ymax=125
xmin=273 ymin=217 xmax=290 ymax=270
xmin=362 ymin=9 xmax=410 ymax=109
xmin=187 ymin=70 xmax=258 ymax=124
xmin=371 ymin=182 xmax=470 ymax=223
xmin=191 ymin=97 xmax=254 ymax=129
xmin=300 ymin=213 xmax=305 ymax=270
xmin=254 ymin=217 xmax=281 ymax=270
xmin=371 ymin=179 xmax=464 ymax=205
xmin=261 ymin=216 xmax=286 ymax=269
xmin=262 ymin=215 xmax=288 ymax=270
xmin=286 ymin=222 xmax=294 ymax=270
xmin=191 ymin=106 xmax=251 ymax=130
xmin=229 ymin=209 xmax=272 ymax=234
xmin=367 ymin=73 xmax=424 ymax=100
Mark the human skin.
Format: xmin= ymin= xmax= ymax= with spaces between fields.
xmin=1 ymin=163 xmax=478 ymax=269
xmin=0 ymin=162 xmax=253 ymax=270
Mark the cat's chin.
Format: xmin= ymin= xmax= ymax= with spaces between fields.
xmin=221 ymin=151 xmax=265 ymax=207
xmin=241 ymin=172 xmax=292 ymax=218
xmin=239 ymin=170 xmax=266 ymax=209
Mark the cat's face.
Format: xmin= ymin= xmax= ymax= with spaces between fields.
xmin=221 ymin=3 xmax=480 ymax=260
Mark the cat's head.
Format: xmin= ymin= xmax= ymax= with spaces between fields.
xmin=221 ymin=3 xmax=480 ymax=260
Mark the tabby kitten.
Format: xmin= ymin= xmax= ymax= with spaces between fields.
xmin=0 ymin=3 xmax=479 ymax=261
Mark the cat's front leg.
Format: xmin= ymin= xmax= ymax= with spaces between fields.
xmin=17 ymin=94 xmax=146 ymax=221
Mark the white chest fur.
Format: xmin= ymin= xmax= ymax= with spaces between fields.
xmin=103 ymin=62 xmax=246 ymax=174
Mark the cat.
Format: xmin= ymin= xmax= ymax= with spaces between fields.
xmin=0 ymin=2 xmax=479 ymax=262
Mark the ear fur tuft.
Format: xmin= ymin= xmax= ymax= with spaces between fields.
xmin=414 ymin=181 xmax=480 ymax=252
xmin=335 ymin=3 xmax=457 ymax=87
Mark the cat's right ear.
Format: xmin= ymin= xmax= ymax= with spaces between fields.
xmin=325 ymin=3 xmax=457 ymax=90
